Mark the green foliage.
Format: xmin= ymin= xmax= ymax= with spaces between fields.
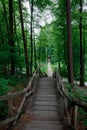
xmin=8 ymin=78 xmax=17 ymax=86
xmin=51 ymin=63 xmax=58 ymax=72
xmin=67 ymin=84 xmax=87 ymax=127
xmin=73 ymin=88 xmax=87 ymax=103
xmin=0 ymin=78 xmax=9 ymax=119
xmin=67 ymin=83 xmax=74 ymax=98
xmin=40 ymin=63 xmax=48 ymax=73
xmin=67 ymin=83 xmax=87 ymax=103
xmin=0 ymin=78 xmax=9 ymax=96
xmin=60 ymin=63 xmax=68 ymax=77
xmin=34 ymin=0 xmax=52 ymax=11
xmin=0 ymin=101 xmax=8 ymax=119
xmin=78 ymin=108 xmax=87 ymax=127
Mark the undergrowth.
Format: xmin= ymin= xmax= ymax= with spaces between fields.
xmin=0 ymin=76 xmax=27 ymax=119
xmin=0 ymin=78 xmax=9 ymax=119
xmin=67 ymin=83 xmax=87 ymax=103
xmin=66 ymin=83 xmax=87 ymax=127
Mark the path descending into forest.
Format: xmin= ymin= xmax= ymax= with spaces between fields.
xmin=47 ymin=62 xmax=52 ymax=77
xmin=14 ymin=63 xmax=65 ymax=130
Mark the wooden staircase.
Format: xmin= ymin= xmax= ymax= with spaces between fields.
xmin=14 ymin=77 xmax=66 ymax=130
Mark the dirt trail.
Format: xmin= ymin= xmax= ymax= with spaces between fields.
xmin=47 ymin=62 xmax=52 ymax=77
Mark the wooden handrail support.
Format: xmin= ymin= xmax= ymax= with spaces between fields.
xmin=56 ymin=72 xmax=87 ymax=130
xmin=0 ymin=69 xmax=39 ymax=128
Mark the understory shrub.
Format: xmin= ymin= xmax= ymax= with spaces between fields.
xmin=0 ymin=78 xmax=9 ymax=119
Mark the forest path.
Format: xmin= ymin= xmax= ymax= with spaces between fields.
xmin=14 ymin=77 xmax=65 ymax=130
xmin=47 ymin=62 xmax=52 ymax=77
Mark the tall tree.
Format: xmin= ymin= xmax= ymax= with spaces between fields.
xmin=79 ymin=0 xmax=84 ymax=86
xmin=30 ymin=0 xmax=34 ymax=76
xmin=13 ymin=8 xmax=22 ymax=73
xmin=18 ymin=0 xmax=29 ymax=77
xmin=33 ymin=35 xmax=37 ymax=69
xmin=66 ymin=0 xmax=74 ymax=84
xmin=1 ymin=0 xmax=9 ymax=34
xmin=9 ymin=0 xmax=15 ymax=75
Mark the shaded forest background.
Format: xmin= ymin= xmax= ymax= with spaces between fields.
xmin=0 ymin=0 xmax=87 ymax=128
xmin=0 ymin=0 xmax=87 ymax=85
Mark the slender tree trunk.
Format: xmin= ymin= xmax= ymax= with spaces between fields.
xmin=30 ymin=0 xmax=34 ymax=76
xmin=0 ymin=26 xmax=7 ymax=75
xmin=13 ymin=11 xmax=22 ymax=73
xmin=18 ymin=0 xmax=29 ymax=77
xmin=79 ymin=0 xmax=84 ymax=86
xmin=66 ymin=0 xmax=74 ymax=84
xmin=57 ymin=40 xmax=61 ymax=72
xmin=1 ymin=0 xmax=10 ymax=75
xmin=33 ymin=35 xmax=37 ymax=69
xmin=83 ymin=19 xmax=86 ymax=73
xmin=39 ymin=40 xmax=41 ymax=68
xmin=9 ymin=0 xmax=15 ymax=75
xmin=1 ymin=0 xmax=9 ymax=34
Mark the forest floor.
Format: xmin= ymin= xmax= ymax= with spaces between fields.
xmin=0 ymin=80 xmax=28 ymax=130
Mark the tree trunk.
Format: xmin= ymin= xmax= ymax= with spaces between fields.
xmin=79 ymin=0 xmax=84 ymax=86
xmin=30 ymin=0 xmax=34 ymax=76
xmin=13 ymin=10 xmax=22 ymax=73
xmin=66 ymin=0 xmax=74 ymax=84
xmin=1 ymin=0 xmax=9 ymax=34
xmin=9 ymin=0 xmax=15 ymax=76
xmin=39 ymin=40 xmax=41 ymax=68
xmin=0 ymin=25 xmax=7 ymax=75
xmin=18 ymin=0 xmax=29 ymax=77
xmin=33 ymin=35 xmax=37 ymax=69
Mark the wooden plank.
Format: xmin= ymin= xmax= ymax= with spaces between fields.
xmin=21 ymin=121 xmax=64 ymax=130
xmin=25 ymin=110 xmax=60 ymax=121
xmin=34 ymin=94 xmax=58 ymax=98
xmin=30 ymin=105 xmax=60 ymax=111
xmin=33 ymin=100 xmax=59 ymax=106
xmin=33 ymin=97 xmax=58 ymax=101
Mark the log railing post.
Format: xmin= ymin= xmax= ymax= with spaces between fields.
xmin=8 ymin=94 xmax=14 ymax=130
xmin=71 ymin=105 xmax=78 ymax=129
xmin=8 ymin=94 xmax=14 ymax=117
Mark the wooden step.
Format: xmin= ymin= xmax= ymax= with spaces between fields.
xmin=21 ymin=120 xmax=64 ymax=130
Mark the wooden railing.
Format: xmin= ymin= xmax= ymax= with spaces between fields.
xmin=56 ymin=72 xmax=87 ymax=130
xmin=0 ymin=69 xmax=39 ymax=129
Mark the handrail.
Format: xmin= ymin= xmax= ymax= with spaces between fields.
xmin=0 ymin=68 xmax=39 ymax=128
xmin=56 ymin=72 xmax=87 ymax=130
xmin=57 ymin=73 xmax=87 ymax=108
xmin=0 ymin=69 xmax=38 ymax=101
xmin=56 ymin=73 xmax=72 ymax=129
